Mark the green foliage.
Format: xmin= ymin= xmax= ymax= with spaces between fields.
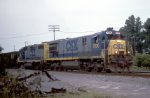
xmin=125 ymin=15 xmax=136 ymax=35
xmin=120 ymin=15 xmax=142 ymax=54
xmin=144 ymin=18 xmax=150 ymax=34
xmin=133 ymin=53 xmax=150 ymax=68
xmin=0 ymin=46 xmax=3 ymax=53
xmin=133 ymin=53 xmax=144 ymax=67
xmin=123 ymin=15 xmax=142 ymax=37
xmin=120 ymin=15 xmax=150 ymax=54
xmin=142 ymin=55 xmax=150 ymax=68
xmin=0 ymin=64 xmax=6 ymax=76
xmin=143 ymin=18 xmax=150 ymax=50
xmin=0 ymin=75 xmax=40 ymax=98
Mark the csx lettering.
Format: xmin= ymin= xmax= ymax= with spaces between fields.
xmin=93 ymin=44 xmax=99 ymax=48
xmin=66 ymin=40 xmax=78 ymax=51
xmin=113 ymin=44 xmax=124 ymax=49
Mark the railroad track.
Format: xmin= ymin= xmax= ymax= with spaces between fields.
xmin=47 ymin=70 xmax=150 ymax=78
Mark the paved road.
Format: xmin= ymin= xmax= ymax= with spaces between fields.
xmin=48 ymin=71 xmax=150 ymax=98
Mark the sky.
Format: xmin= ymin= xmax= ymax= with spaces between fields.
xmin=0 ymin=0 xmax=150 ymax=53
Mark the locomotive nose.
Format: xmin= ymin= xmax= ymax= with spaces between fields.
xmin=113 ymin=43 xmax=125 ymax=55
xmin=108 ymin=40 xmax=126 ymax=56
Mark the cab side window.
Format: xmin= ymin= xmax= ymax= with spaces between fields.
xmin=102 ymin=36 xmax=105 ymax=41
xmin=93 ymin=36 xmax=98 ymax=44
xmin=82 ymin=37 xmax=87 ymax=45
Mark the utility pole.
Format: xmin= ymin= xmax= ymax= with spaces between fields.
xmin=25 ymin=41 xmax=28 ymax=47
xmin=48 ymin=25 xmax=60 ymax=40
xmin=24 ymin=41 xmax=28 ymax=60
xmin=25 ymin=41 xmax=27 ymax=47
xmin=14 ymin=45 xmax=16 ymax=51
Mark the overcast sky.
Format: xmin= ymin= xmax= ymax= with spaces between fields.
xmin=0 ymin=0 xmax=150 ymax=53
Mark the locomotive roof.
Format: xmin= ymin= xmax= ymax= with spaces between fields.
xmin=19 ymin=43 xmax=45 ymax=51
xmin=19 ymin=28 xmax=123 ymax=50
xmin=47 ymin=29 xmax=122 ymax=43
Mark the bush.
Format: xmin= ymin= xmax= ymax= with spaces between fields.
xmin=133 ymin=53 xmax=150 ymax=68
xmin=0 ymin=64 xmax=6 ymax=76
xmin=142 ymin=56 xmax=150 ymax=68
xmin=133 ymin=53 xmax=144 ymax=67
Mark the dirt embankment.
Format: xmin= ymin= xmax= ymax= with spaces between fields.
xmin=4 ymin=69 xmax=150 ymax=98
xmin=2 ymin=69 xmax=111 ymax=98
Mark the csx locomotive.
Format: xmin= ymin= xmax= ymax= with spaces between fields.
xmin=19 ymin=28 xmax=132 ymax=72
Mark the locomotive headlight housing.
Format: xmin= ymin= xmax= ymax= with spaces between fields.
xmin=128 ymin=51 xmax=130 ymax=54
xmin=115 ymin=51 xmax=118 ymax=54
xmin=117 ymin=40 xmax=121 ymax=43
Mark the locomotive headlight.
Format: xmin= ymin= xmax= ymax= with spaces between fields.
xmin=117 ymin=40 xmax=121 ymax=43
xmin=115 ymin=51 xmax=118 ymax=54
xmin=128 ymin=51 xmax=130 ymax=54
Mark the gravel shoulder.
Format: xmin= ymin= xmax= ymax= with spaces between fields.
xmin=48 ymin=71 xmax=150 ymax=98
xmin=7 ymin=69 xmax=150 ymax=98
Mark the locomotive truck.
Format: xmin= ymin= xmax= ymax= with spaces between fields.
xmin=18 ymin=28 xmax=132 ymax=72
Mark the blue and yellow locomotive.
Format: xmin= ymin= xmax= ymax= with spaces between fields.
xmin=19 ymin=28 xmax=132 ymax=72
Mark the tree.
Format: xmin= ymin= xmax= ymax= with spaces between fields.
xmin=0 ymin=46 xmax=3 ymax=53
xmin=144 ymin=18 xmax=150 ymax=34
xmin=120 ymin=15 xmax=143 ymax=53
xmin=125 ymin=15 xmax=136 ymax=36
xmin=0 ymin=46 xmax=5 ymax=75
xmin=135 ymin=17 xmax=142 ymax=33
xmin=124 ymin=15 xmax=142 ymax=38
xmin=143 ymin=18 xmax=150 ymax=51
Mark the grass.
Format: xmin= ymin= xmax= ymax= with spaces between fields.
xmin=131 ymin=65 xmax=150 ymax=72
xmin=0 ymin=74 xmax=40 ymax=98
xmin=0 ymin=89 xmax=112 ymax=98
xmin=45 ymin=90 xmax=126 ymax=98
xmin=47 ymin=92 xmax=111 ymax=98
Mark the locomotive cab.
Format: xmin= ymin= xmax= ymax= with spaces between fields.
xmin=102 ymin=29 xmax=132 ymax=72
xmin=107 ymin=32 xmax=126 ymax=56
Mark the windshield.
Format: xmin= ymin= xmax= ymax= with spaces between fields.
xmin=107 ymin=34 xmax=125 ymax=40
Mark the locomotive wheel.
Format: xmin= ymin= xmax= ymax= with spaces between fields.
xmin=55 ymin=67 xmax=59 ymax=71
xmin=59 ymin=66 xmax=64 ymax=71
xmin=86 ymin=67 xmax=92 ymax=72
xmin=94 ymin=67 xmax=103 ymax=72
xmin=64 ymin=68 xmax=68 ymax=71
xmin=105 ymin=69 xmax=112 ymax=73
xmin=32 ymin=64 xmax=39 ymax=70
xmin=48 ymin=64 xmax=51 ymax=69
xmin=50 ymin=67 xmax=54 ymax=71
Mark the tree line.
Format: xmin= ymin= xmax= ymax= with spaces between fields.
xmin=120 ymin=15 xmax=150 ymax=54
xmin=119 ymin=15 xmax=150 ymax=68
xmin=0 ymin=46 xmax=3 ymax=53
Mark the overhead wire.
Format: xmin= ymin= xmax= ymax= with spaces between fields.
xmin=0 ymin=32 xmax=49 ymax=39
xmin=0 ymin=28 xmax=120 ymax=40
xmin=0 ymin=30 xmax=99 ymax=39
